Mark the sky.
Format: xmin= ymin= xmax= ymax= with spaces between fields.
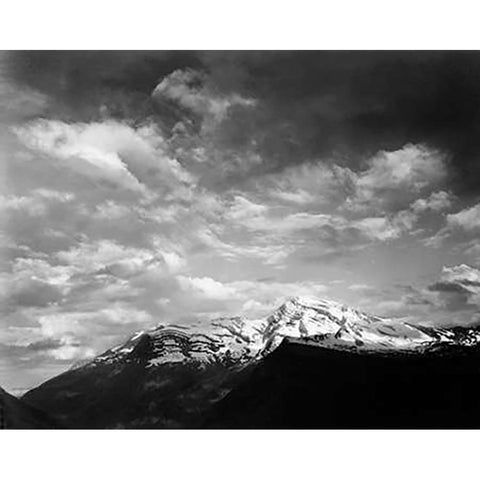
xmin=2 ymin=51 xmax=480 ymax=391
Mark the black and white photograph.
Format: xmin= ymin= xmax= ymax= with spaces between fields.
xmin=1 ymin=3 xmax=480 ymax=477
xmin=3 ymin=49 xmax=480 ymax=429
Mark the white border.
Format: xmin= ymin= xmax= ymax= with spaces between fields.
xmin=1 ymin=0 xmax=480 ymax=49
xmin=1 ymin=430 xmax=480 ymax=479
xmin=2 ymin=1 xmax=480 ymax=478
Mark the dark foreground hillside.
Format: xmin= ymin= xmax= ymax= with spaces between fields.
xmin=206 ymin=340 xmax=480 ymax=428
xmin=0 ymin=387 xmax=59 ymax=429
xmin=20 ymin=338 xmax=480 ymax=429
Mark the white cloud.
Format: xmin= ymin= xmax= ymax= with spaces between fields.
xmin=0 ymin=194 xmax=46 ymax=216
xmin=15 ymin=119 xmax=193 ymax=196
xmin=259 ymin=162 xmax=355 ymax=209
xmin=175 ymin=275 xmax=328 ymax=317
xmin=33 ymin=189 xmax=75 ymax=202
xmin=0 ymin=189 xmax=76 ymax=220
xmin=348 ymin=283 xmax=373 ymax=292
xmin=36 ymin=305 xmax=153 ymax=360
xmin=193 ymin=225 xmax=292 ymax=265
xmin=357 ymin=144 xmax=446 ymax=193
xmin=446 ymin=202 xmax=480 ymax=231
xmin=411 ymin=190 xmax=453 ymax=213
xmin=439 ymin=264 xmax=480 ymax=286
xmin=177 ymin=276 xmax=239 ymax=301
xmin=16 ymin=120 xmax=147 ymax=194
xmin=270 ymin=189 xmax=315 ymax=205
xmin=162 ymin=251 xmax=186 ymax=273
xmin=225 ymin=195 xmax=268 ymax=221
xmin=345 ymin=144 xmax=448 ymax=213
xmin=56 ymin=239 xmax=166 ymax=279
xmin=13 ymin=257 xmax=68 ymax=281
xmin=93 ymin=200 xmax=131 ymax=220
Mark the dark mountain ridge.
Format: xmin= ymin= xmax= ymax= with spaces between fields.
xmin=207 ymin=339 xmax=480 ymax=428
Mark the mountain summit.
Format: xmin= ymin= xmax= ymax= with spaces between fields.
xmin=22 ymin=296 xmax=480 ymax=428
xmin=72 ymin=296 xmax=480 ymax=372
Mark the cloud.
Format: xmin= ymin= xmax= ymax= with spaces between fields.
xmin=0 ymin=257 xmax=74 ymax=313
xmin=0 ymin=189 xmax=75 ymax=220
xmin=223 ymin=194 xmax=417 ymax=247
xmin=411 ymin=191 xmax=453 ymax=213
xmin=428 ymin=264 xmax=480 ymax=314
xmin=192 ymin=224 xmax=292 ymax=266
xmin=270 ymin=189 xmax=315 ymax=205
xmin=175 ymin=275 xmax=328 ymax=317
xmin=9 ymin=51 xmax=480 ymax=195
xmin=0 ymin=194 xmax=47 ymax=216
xmin=224 ymin=195 xmax=268 ymax=221
xmin=93 ymin=200 xmax=131 ymax=220
xmin=36 ymin=305 xmax=153 ymax=360
xmin=422 ymin=200 xmax=480 ymax=249
xmin=152 ymin=68 xmax=256 ymax=128
xmin=26 ymin=338 xmax=63 ymax=352
xmin=353 ymin=212 xmax=416 ymax=241
xmin=348 ymin=283 xmax=373 ymax=292
xmin=56 ymin=239 xmax=158 ymax=278
xmin=446 ymin=202 xmax=480 ymax=231
xmin=345 ymin=144 xmax=448 ymax=214
xmin=15 ymin=119 xmax=192 ymax=197
xmin=177 ymin=275 xmax=239 ymax=301
xmin=2 ymin=277 xmax=63 ymax=310
xmin=359 ymin=144 xmax=446 ymax=191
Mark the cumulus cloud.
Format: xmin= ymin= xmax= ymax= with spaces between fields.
xmin=345 ymin=144 xmax=448 ymax=213
xmin=177 ymin=275 xmax=239 ymax=301
xmin=359 ymin=144 xmax=446 ymax=191
xmin=411 ymin=191 xmax=453 ymax=213
xmin=446 ymin=202 xmax=480 ymax=231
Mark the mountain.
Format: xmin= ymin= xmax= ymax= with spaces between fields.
xmin=207 ymin=339 xmax=480 ymax=428
xmin=0 ymin=386 xmax=59 ymax=429
xmin=22 ymin=296 xmax=480 ymax=428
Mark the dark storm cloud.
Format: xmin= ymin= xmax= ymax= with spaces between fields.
xmin=26 ymin=338 xmax=64 ymax=352
xmin=5 ymin=51 xmax=202 ymax=121
xmin=6 ymin=51 xmax=480 ymax=195
xmin=211 ymin=51 xmax=480 ymax=196
xmin=428 ymin=281 xmax=471 ymax=293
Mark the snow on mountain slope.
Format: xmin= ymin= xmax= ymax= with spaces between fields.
xmin=75 ymin=296 xmax=480 ymax=373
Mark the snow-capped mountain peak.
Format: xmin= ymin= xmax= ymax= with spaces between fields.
xmin=80 ymin=296 xmax=480 ymax=371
